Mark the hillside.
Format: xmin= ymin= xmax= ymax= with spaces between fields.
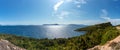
xmin=88 ymin=35 xmax=120 ymax=50
xmin=0 ymin=22 xmax=120 ymax=50
xmin=75 ymin=22 xmax=112 ymax=31
xmin=0 ymin=39 xmax=25 ymax=50
xmin=88 ymin=26 xmax=120 ymax=50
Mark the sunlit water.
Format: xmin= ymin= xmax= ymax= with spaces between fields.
xmin=0 ymin=25 xmax=85 ymax=39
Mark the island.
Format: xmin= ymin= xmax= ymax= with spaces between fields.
xmin=43 ymin=24 xmax=59 ymax=26
xmin=0 ymin=22 xmax=120 ymax=50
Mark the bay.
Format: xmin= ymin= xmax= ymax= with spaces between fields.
xmin=0 ymin=25 xmax=86 ymax=39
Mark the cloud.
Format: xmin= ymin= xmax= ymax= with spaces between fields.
xmin=69 ymin=0 xmax=87 ymax=8
xmin=56 ymin=11 xmax=70 ymax=19
xmin=77 ymin=5 xmax=81 ymax=8
xmin=66 ymin=0 xmax=73 ymax=2
xmin=107 ymin=18 xmax=120 ymax=25
xmin=100 ymin=9 xmax=110 ymax=20
xmin=53 ymin=0 xmax=87 ymax=20
xmin=74 ymin=0 xmax=87 ymax=8
xmin=74 ymin=0 xmax=87 ymax=4
xmin=100 ymin=9 xmax=120 ymax=25
xmin=100 ymin=9 xmax=110 ymax=21
xmin=53 ymin=0 xmax=87 ymax=11
xmin=53 ymin=0 xmax=87 ymax=12
xmin=64 ymin=20 xmax=105 ymax=25
xmin=54 ymin=0 xmax=64 ymax=11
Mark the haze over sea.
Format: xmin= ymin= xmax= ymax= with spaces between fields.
xmin=0 ymin=25 xmax=85 ymax=39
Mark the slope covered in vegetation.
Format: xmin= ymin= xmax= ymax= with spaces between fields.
xmin=0 ymin=22 xmax=120 ymax=50
xmin=88 ymin=35 xmax=120 ymax=50
xmin=0 ymin=39 xmax=25 ymax=50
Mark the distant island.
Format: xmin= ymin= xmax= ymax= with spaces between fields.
xmin=43 ymin=24 xmax=59 ymax=26
xmin=0 ymin=22 xmax=120 ymax=50
xmin=43 ymin=24 xmax=86 ymax=26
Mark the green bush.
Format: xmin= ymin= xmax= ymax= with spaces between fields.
xmin=0 ymin=22 xmax=120 ymax=50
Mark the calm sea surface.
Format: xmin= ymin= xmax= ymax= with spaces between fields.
xmin=0 ymin=25 xmax=85 ymax=39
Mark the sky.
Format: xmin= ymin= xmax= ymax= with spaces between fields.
xmin=0 ymin=0 xmax=120 ymax=25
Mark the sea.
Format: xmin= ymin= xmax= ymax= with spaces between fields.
xmin=0 ymin=25 xmax=86 ymax=39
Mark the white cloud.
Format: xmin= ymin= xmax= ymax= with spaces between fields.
xmin=56 ymin=11 xmax=70 ymax=19
xmin=64 ymin=20 xmax=105 ymax=25
xmin=100 ymin=9 xmax=110 ymax=20
xmin=100 ymin=9 xmax=110 ymax=21
xmin=74 ymin=0 xmax=87 ymax=8
xmin=77 ymin=5 xmax=81 ymax=8
xmin=66 ymin=0 xmax=73 ymax=2
xmin=54 ymin=0 xmax=64 ymax=11
xmin=101 ymin=17 xmax=110 ymax=20
xmin=53 ymin=0 xmax=87 ymax=20
xmin=100 ymin=9 xmax=120 ymax=25
xmin=53 ymin=0 xmax=87 ymax=11
xmin=74 ymin=0 xmax=87 ymax=4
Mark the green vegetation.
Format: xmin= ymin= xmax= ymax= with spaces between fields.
xmin=0 ymin=22 xmax=120 ymax=50
xmin=75 ymin=22 xmax=112 ymax=31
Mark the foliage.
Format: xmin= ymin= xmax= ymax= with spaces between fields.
xmin=0 ymin=22 xmax=120 ymax=50
xmin=75 ymin=22 xmax=112 ymax=31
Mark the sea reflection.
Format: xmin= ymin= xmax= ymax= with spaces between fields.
xmin=45 ymin=25 xmax=67 ymax=38
xmin=0 ymin=25 xmax=85 ymax=39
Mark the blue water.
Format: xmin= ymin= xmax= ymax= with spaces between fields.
xmin=0 ymin=25 xmax=85 ymax=39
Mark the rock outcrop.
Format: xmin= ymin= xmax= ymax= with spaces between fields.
xmin=0 ymin=39 xmax=26 ymax=50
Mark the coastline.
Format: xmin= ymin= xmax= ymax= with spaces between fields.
xmin=0 ymin=22 xmax=120 ymax=50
